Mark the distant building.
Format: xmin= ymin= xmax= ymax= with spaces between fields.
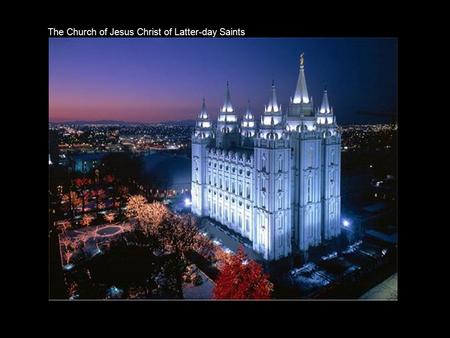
xmin=72 ymin=153 xmax=107 ymax=174
xmin=191 ymin=55 xmax=341 ymax=261
xmin=48 ymin=129 xmax=60 ymax=165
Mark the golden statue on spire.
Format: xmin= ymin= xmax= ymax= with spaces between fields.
xmin=300 ymin=52 xmax=304 ymax=66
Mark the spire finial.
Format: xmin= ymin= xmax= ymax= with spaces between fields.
xmin=300 ymin=52 xmax=304 ymax=66
xmin=272 ymin=79 xmax=275 ymax=87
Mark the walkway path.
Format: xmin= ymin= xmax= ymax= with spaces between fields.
xmin=198 ymin=218 xmax=263 ymax=261
xmin=359 ymin=273 xmax=397 ymax=300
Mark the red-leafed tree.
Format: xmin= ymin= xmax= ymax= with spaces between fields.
xmin=213 ymin=247 xmax=273 ymax=299
xmin=104 ymin=174 xmax=115 ymax=184
xmin=92 ymin=189 xmax=106 ymax=211
xmin=81 ymin=190 xmax=90 ymax=213
xmin=74 ymin=177 xmax=91 ymax=188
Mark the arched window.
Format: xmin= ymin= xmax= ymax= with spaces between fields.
xmin=278 ymin=218 xmax=283 ymax=248
xmin=278 ymin=155 xmax=283 ymax=172
xmin=307 ymin=176 xmax=312 ymax=203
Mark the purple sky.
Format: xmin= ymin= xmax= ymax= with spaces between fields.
xmin=49 ymin=38 xmax=397 ymax=124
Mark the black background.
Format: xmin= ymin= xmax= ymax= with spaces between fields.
xmin=12 ymin=6 xmax=422 ymax=329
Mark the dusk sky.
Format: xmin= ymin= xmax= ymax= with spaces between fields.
xmin=49 ymin=38 xmax=397 ymax=125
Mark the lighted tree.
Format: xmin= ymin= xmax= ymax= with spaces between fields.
xmin=194 ymin=234 xmax=216 ymax=261
xmin=60 ymin=236 xmax=77 ymax=265
xmin=74 ymin=177 xmax=91 ymax=188
xmin=61 ymin=193 xmax=69 ymax=204
xmin=81 ymin=190 xmax=90 ymax=213
xmin=92 ymin=189 xmax=106 ymax=212
xmin=213 ymin=247 xmax=273 ymax=299
xmin=149 ymin=214 xmax=199 ymax=298
xmin=67 ymin=281 xmax=78 ymax=299
xmin=104 ymin=174 xmax=115 ymax=184
xmin=126 ymin=197 xmax=170 ymax=240
xmin=104 ymin=174 xmax=118 ymax=207
xmin=118 ymin=185 xmax=129 ymax=207
xmin=57 ymin=220 xmax=72 ymax=234
xmin=123 ymin=198 xmax=208 ymax=297
xmin=80 ymin=214 xmax=94 ymax=227
xmin=125 ymin=195 xmax=148 ymax=226
xmin=98 ymin=201 xmax=106 ymax=210
xmin=104 ymin=212 xmax=115 ymax=224
xmin=214 ymin=246 xmax=233 ymax=270
xmin=159 ymin=214 xmax=198 ymax=258
xmin=141 ymin=202 xmax=170 ymax=235
xmin=63 ymin=249 xmax=74 ymax=265
xmin=70 ymin=191 xmax=82 ymax=214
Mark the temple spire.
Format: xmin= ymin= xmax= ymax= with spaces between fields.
xmin=293 ymin=53 xmax=310 ymax=104
xmin=320 ymin=89 xmax=331 ymax=114
xmin=244 ymin=99 xmax=253 ymax=119
xmin=241 ymin=99 xmax=256 ymax=138
xmin=199 ymin=96 xmax=208 ymax=119
xmin=222 ymin=81 xmax=233 ymax=113
xmin=267 ymin=80 xmax=280 ymax=113
xmin=261 ymin=81 xmax=283 ymax=132
xmin=195 ymin=97 xmax=212 ymax=138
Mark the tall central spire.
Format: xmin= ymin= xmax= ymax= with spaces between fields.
xmin=199 ymin=96 xmax=208 ymax=119
xmin=293 ymin=53 xmax=310 ymax=104
xmin=244 ymin=99 xmax=253 ymax=120
xmin=222 ymin=81 xmax=233 ymax=113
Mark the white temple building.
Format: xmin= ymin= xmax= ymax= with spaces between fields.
xmin=191 ymin=54 xmax=341 ymax=261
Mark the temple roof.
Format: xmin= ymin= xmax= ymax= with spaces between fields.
xmin=266 ymin=80 xmax=280 ymax=113
xmin=221 ymin=81 xmax=234 ymax=113
xmin=198 ymin=97 xmax=208 ymax=119
xmin=320 ymin=89 xmax=331 ymax=114
xmin=243 ymin=99 xmax=254 ymax=120
xmin=293 ymin=53 xmax=310 ymax=104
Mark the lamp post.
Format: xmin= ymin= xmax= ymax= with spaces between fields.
xmin=342 ymin=218 xmax=361 ymax=242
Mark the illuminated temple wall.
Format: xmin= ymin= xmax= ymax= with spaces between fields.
xmin=192 ymin=56 xmax=341 ymax=261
